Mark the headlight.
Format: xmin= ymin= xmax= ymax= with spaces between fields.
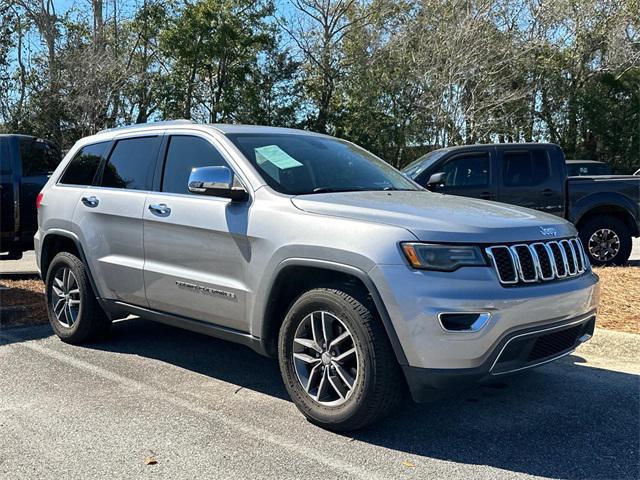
xmin=401 ymin=243 xmax=486 ymax=271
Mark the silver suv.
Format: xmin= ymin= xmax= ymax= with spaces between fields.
xmin=35 ymin=121 xmax=600 ymax=430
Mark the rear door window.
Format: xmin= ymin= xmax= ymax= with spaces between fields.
xmin=59 ymin=142 xmax=110 ymax=186
xmin=19 ymin=137 xmax=60 ymax=176
xmin=100 ymin=136 xmax=161 ymax=190
xmin=503 ymin=150 xmax=551 ymax=186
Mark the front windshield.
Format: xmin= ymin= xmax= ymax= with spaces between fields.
xmin=402 ymin=150 xmax=447 ymax=179
xmin=226 ymin=133 xmax=419 ymax=195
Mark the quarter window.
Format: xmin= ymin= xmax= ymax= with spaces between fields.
xmin=504 ymin=150 xmax=551 ymax=186
xmin=441 ymin=154 xmax=490 ymax=187
xmin=161 ymin=135 xmax=229 ymax=195
xmin=101 ymin=136 xmax=160 ymax=190
xmin=59 ymin=142 xmax=109 ymax=186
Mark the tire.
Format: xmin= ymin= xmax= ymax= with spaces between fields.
xmin=578 ymin=215 xmax=632 ymax=266
xmin=45 ymin=252 xmax=111 ymax=344
xmin=278 ymin=287 xmax=404 ymax=431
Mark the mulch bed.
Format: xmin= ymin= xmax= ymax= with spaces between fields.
xmin=592 ymin=267 xmax=640 ymax=334
xmin=0 ymin=278 xmax=48 ymax=327
xmin=0 ymin=268 xmax=638 ymax=333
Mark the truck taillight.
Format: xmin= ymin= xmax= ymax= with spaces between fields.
xmin=36 ymin=192 xmax=44 ymax=209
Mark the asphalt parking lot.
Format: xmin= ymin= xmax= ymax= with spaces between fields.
xmin=1 ymin=320 xmax=638 ymax=479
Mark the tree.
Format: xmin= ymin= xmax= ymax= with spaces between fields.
xmin=159 ymin=0 xmax=275 ymax=122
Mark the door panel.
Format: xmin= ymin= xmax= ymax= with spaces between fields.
xmin=75 ymin=187 xmax=149 ymax=306
xmin=143 ymin=193 xmax=251 ymax=331
xmin=73 ymin=135 xmax=161 ymax=306
xmin=497 ymin=149 xmax=564 ymax=216
xmin=143 ymin=133 xmax=251 ymax=331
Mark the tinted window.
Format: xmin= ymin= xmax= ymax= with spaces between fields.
xmin=101 ymin=137 xmax=160 ymax=190
xmin=59 ymin=142 xmax=109 ymax=186
xmin=0 ymin=140 xmax=9 ymax=174
xmin=504 ymin=150 xmax=550 ymax=186
xmin=227 ymin=134 xmax=417 ymax=195
xmin=162 ymin=136 xmax=229 ymax=194
xmin=567 ymin=163 xmax=611 ymax=176
xmin=20 ymin=138 xmax=60 ymax=176
xmin=441 ymin=154 xmax=489 ymax=187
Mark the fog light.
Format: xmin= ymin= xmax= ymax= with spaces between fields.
xmin=438 ymin=312 xmax=491 ymax=332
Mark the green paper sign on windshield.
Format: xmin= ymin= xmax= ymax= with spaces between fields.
xmin=255 ymin=145 xmax=303 ymax=170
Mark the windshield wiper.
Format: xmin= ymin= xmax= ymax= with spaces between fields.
xmin=310 ymin=187 xmax=365 ymax=194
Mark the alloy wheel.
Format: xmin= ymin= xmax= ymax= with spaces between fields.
xmin=292 ymin=311 xmax=359 ymax=406
xmin=51 ymin=267 xmax=81 ymax=328
xmin=588 ymin=228 xmax=620 ymax=262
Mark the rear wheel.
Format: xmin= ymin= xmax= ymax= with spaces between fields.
xmin=278 ymin=287 xmax=404 ymax=431
xmin=579 ymin=216 xmax=632 ymax=266
xmin=45 ymin=252 xmax=111 ymax=344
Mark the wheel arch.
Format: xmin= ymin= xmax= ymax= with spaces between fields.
xmin=575 ymin=204 xmax=638 ymax=237
xmin=40 ymin=230 xmax=101 ymax=303
xmin=259 ymin=258 xmax=408 ymax=366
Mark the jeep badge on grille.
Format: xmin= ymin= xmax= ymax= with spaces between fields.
xmin=539 ymin=226 xmax=558 ymax=237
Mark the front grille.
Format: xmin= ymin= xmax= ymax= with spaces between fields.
xmin=486 ymin=238 xmax=589 ymax=286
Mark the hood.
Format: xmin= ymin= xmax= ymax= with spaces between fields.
xmin=291 ymin=191 xmax=575 ymax=244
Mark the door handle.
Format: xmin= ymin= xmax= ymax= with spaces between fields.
xmin=541 ymin=189 xmax=554 ymax=197
xmin=479 ymin=191 xmax=494 ymax=200
xmin=148 ymin=203 xmax=171 ymax=216
xmin=81 ymin=196 xmax=99 ymax=207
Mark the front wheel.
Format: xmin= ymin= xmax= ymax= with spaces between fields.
xmin=278 ymin=287 xmax=404 ymax=431
xmin=578 ymin=215 xmax=632 ymax=266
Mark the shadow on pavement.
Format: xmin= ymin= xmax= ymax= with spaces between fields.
xmin=8 ymin=317 xmax=638 ymax=479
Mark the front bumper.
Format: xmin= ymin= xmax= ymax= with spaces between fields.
xmin=402 ymin=314 xmax=595 ymax=402
xmin=368 ymin=264 xmax=600 ymax=400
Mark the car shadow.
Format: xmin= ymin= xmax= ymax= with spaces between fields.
xmin=27 ymin=317 xmax=640 ymax=479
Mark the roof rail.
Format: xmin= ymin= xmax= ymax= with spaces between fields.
xmin=97 ymin=119 xmax=196 ymax=134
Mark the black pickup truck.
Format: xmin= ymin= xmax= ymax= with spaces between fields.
xmin=1 ymin=134 xmax=61 ymax=259
xmin=403 ymin=143 xmax=640 ymax=266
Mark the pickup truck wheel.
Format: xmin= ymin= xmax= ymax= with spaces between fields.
xmin=278 ymin=288 xmax=403 ymax=431
xmin=579 ymin=216 xmax=632 ymax=266
xmin=45 ymin=252 xmax=111 ymax=344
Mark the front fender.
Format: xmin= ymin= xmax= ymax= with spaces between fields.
xmin=253 ymin=254 xmax=409 ymax=365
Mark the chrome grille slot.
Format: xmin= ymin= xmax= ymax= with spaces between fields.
xmin=486 ymin=246 xmax=518 ymax=284
xmin=560 ymin=239 xmax=578 ymax=275
xmin=486 ymin=238 xmax=589 ymax=286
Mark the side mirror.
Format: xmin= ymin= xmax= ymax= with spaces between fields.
xmin=188 ymin=166 xmax=249 ymax=201
xmin=426 ymin=172 xmax=445 ymax=188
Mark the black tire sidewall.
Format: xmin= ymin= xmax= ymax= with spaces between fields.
xmin=579 ymin=216 xmax=632 ymax=266
xmin=45 ymin=252 xmax=93 ymax=341
xmin=278 ymin=290 xmax=377 ymax=427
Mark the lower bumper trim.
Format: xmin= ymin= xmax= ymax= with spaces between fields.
xmin=403 ymin=313 xmax=596 ymax=403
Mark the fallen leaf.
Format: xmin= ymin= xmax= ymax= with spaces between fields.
xmin=144 ymin=456 xmax=158 ymax=465
xmin=402 ymin=460 xmax=416 ymax=468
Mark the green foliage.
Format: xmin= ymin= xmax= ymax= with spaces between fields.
xmin=0 ymin=0 xmax=637 ymax=173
